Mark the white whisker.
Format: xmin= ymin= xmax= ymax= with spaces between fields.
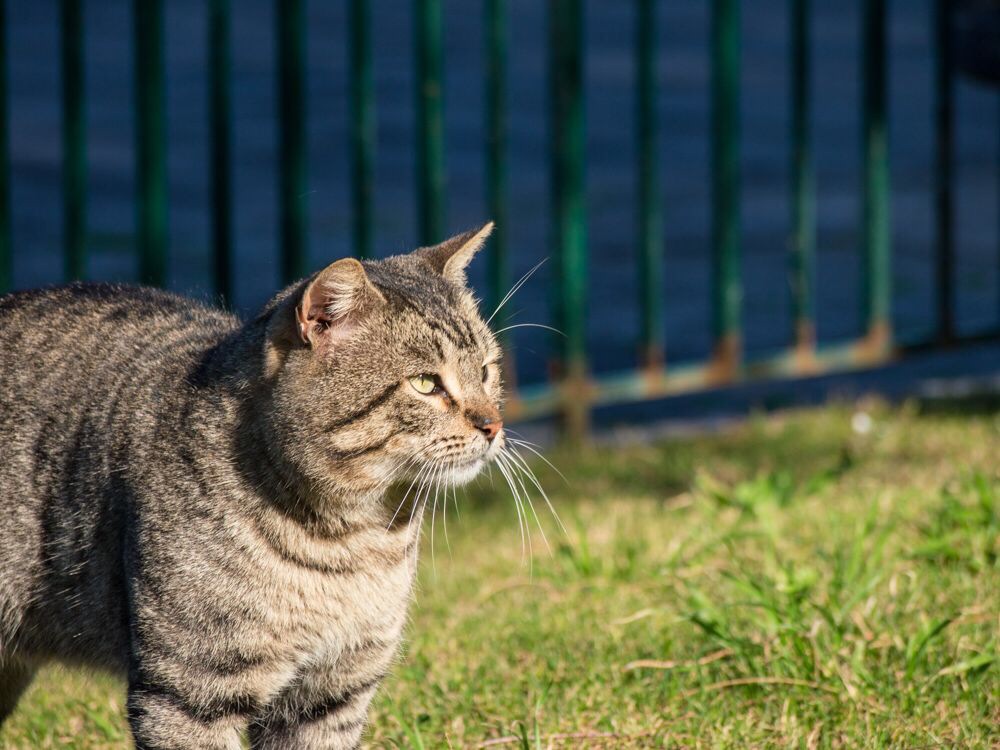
xmin=494 ymin=322 xmax=565 ymax=337
xmin=502 ymin=448 xmax=551 ymax=555
xmin=507 ymin=436 xmax=569 ymax=486
xmin=499 ymin=452 xmax=535 ymax=572
xmin=486 ymin=259 xmax=547 ymax=325
xmin=495 ymin=453 xmax=529 ymax=567
xmin=406 ymin=462 xmax=436 ymax=549
xmin=386 ymin=460 xmax=429 ymax=532
xmin=507 ymin=443 xmax=568 ymax=537
xmin=441 ymin=468 xmax=453 ymax=557
xmin=428 ymin=461 xmax=447 ymax=576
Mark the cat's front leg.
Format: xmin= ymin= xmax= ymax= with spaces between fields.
xmin=249 ymin=629 xmax=399 ymax=750
xmin=126 ymin=668 xmax=250 ymax=750
xmin=248 ymin=684 xmax=379 ymax=750
xmin=248 ymin=669 xmax=385 ymax=750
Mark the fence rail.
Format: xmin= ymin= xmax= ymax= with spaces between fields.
xmin=0 ymin=1 xmax=997 ymax=436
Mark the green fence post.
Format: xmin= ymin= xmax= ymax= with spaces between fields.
xmin=277 ymin=0 xmax=307 ymax=283
xmin=711 ymin=0 xmax=741 ymax=379
xmin=349 ymin=0 xmax=374 ymax=260
xmin=61 ymin=0 xmax=86 ymax=282
xmin=549 ymin=0 xmax=588 ymax=437
xmin=485 ymin=0 xmax=519 ymax=388
xmin=209 ymin=0 xmax=232 ymax=304
xmin=933 ymin=0 xmax=953 ymax=342
xmin=134 ymin=0 xmax=167 ymax=287
xmin=861 ymin=0 xmax=890 ymax=353
xmin=789 ymin=0 xmax=814 ymax=361
xmin=0 ymin=0 xmax=9 ymax=294
xmin=485 ymin=0 xmax=507 ymax=317
xmin=415 ymin=0 xmax=445 ymax=246
xmin=637 ymin=0 xmax=663 ymax=369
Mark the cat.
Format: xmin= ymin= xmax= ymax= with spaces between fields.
xmin=0 ymin=223 xmax=504 ymax=749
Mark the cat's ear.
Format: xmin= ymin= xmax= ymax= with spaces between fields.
xmin=295 ymin=258 xmax=385 ymax=347
xmin=414 ymin=222 xmax=493 ymax=286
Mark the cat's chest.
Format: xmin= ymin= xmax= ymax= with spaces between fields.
xmin=253 ymin=523 xmax=418 ymax=664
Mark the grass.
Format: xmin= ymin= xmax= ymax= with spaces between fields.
xmin=2 ymin=400 xmax=998 ymax=748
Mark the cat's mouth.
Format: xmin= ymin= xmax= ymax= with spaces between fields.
xmin=417 ymin=434 xmax=502 ymax=487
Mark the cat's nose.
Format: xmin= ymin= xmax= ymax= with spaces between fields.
xmin=472 ymin=414 xmax=503 ymax=442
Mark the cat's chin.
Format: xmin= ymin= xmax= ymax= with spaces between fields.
xmin=445 ymin=458 xmax=486 ymax=486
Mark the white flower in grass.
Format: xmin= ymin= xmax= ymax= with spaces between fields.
xmin=851 ymin=411 xmax=873 ymax=435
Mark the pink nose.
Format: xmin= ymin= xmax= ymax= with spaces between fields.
xmin=475 ymin=416 xmax=503 ymax=442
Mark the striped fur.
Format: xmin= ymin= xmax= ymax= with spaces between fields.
xmin=0 ymin=227 xmax=504 ymax=748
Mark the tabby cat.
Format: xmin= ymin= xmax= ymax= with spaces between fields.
xmin=0 ymin=224 xmax=504 ymax=749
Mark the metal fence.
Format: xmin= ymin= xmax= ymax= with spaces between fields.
xmin=0 ymin=1 xmax=996 ymax=435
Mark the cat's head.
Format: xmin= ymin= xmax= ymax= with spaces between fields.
xmin=261 ymin=223 xmax=504 ymax=497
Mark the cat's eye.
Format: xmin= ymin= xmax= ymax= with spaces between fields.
xmin=409 ymin=375 xmax=438 ymax=395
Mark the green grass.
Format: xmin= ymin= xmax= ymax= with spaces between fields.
xmin=3 ymin=401 xmax=998 ymax=748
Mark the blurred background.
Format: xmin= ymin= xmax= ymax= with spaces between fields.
xmin=1 ymin=0 xmax=998 ymax=428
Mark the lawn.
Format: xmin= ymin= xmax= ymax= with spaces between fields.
xmin=2 ymin=400 xmax=998 ymax=749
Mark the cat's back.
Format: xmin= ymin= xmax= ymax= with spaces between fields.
xmin=0 ymin=282 xmax=238 ymax=396
xmin=0 ymin=282 xmax=239 ymax=456
xmin=0 ymin=281 xmax=236 ymax=351
xmin=0 ymin=282 xmax=239 ymax=494
xmin=0 ymin=284 xmax=237 ymax=501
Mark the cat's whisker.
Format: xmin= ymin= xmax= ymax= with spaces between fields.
xmin=502 ymin=427 xmax=534 ymax=443
xmin=402 ymin=463 xmax=436 ymax=580
xmin=503 ymin=429 xmax=548 ymax=454
xmin=379 ymin=450 xmax=422 ymax=484
xmin=493 ymin=322 xmax=565 ymax=337
xmin=428 ymin=462 xmax=447 ymax=576
xmin=495 ymin=452 xmax=531 ymax=570
xmin=506 ymin=448 xmax=567 ymax=543
xmin=386 ymin=459 xmax=430 ymax=532
xmin=507 ymin=460 xmax=532 ymax=568
xmin=505 ymin=443 xmax=568 ymax=537
xmin=506 ymin=436 xmax=569 ymax=486
xmin=493 ymin=454 xmax=524 ymax=559
xmin=441 ymin=468 xmax=453 ymax=558
xmin=381 ymin=437 xmax=445 ymax=531
xmin=378 ymin=454 xmax=420 ymax=496
xmin=452 ymin=482 xmax=461 ymax=520
xmin=373 ymin=447 xmax=423 ymax=502
xmin=404 ymin=462 xmax=435 ymax=544
xmin=417 ymin=461 xmax=440 ymax=527
xmin=516 ymin=479 xmax=552 ymax=557
xmin=501 ymin=448 xmax=551 ymax=555
xmin=400 ymin=466 xmax=431 ymax=536
xmin=485 ymin=259 xmax=546 ymax=325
